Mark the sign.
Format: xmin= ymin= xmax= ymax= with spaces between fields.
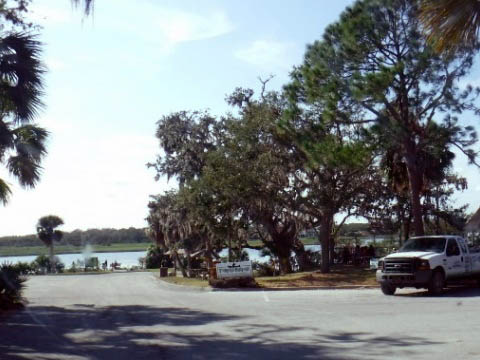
xmin=216 ymin=261 xmax=253 ymax=279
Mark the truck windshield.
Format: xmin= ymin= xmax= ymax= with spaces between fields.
xmin=399 ymin=237 xmax=446 ymax=253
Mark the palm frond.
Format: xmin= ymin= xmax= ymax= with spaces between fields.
xmin=0 ymin=178 xmax=12 ymax=205
xmin=71 ymin=0 xmax=94 ymax=16
xmin=7 ymin=154 xmax=42 ymax=188
xmin=12 ymin=124 xmax=49 ymax=161
xmin=419 ymin=0 xmax=480 ymax=51
xmin=0 ymin=33 xmax=45 ymax=123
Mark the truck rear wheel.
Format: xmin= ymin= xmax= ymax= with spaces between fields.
xmin=428 ymin=270 xmax=445 ymax=296
xmin=381 ymin=283 xmax=396 ymax=295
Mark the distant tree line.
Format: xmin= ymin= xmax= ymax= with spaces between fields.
xmin=0 ymin=227 xmax=149 ymax=248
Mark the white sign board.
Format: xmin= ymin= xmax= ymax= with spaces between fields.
xmin=216 ymin=261 xmax=253 ymax=279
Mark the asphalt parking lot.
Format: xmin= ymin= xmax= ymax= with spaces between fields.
xmin=1 ymin=272 xmax=479 ymax=359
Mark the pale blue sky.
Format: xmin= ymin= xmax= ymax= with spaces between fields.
xmin=1 ymin=0 xmax=479 ymax=236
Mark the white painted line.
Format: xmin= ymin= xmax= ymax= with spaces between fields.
xmin=263 ymin=291 xmax=270 ymax=302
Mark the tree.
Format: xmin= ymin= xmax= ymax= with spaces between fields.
xmin=281 ymin=85 xmax=378 ymax=273
xmin=144 ymin=244 xmax=170 ymax=269
xmin=0 ymin=32 xmax=47 ymax=204
xmin=148 ymin=110 xmax=228 ymax=276
xmin=202 ymin=89 xmax=305 ymax=274
xmin=36 ymin=215 xmax=64 ymax=272
xmin=148 ymin=110 xmax=221 ymax=186
xmin=0 ymin=0 xmax=95 ymax=205
xmin=419 ymin=0 xmax=480 ymax=52
xmin=290 ymin=0 xmax=479 ymax=237
xmin=146 ymin=191 xmax=206 ymax=277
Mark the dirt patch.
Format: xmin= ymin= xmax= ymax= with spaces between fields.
xmin=256 ymin=265 xmax=378 ymax=288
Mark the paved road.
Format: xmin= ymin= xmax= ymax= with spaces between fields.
xmin=1 ymin=272 xmax=480 ymax=360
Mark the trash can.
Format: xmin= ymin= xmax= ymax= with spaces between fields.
xmin=159 ymin=267 xmax=168 ymax=277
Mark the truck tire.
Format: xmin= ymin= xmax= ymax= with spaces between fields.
xmin=428 ymin=270 xmax=445 ymax=295
xmin=381 ymin=283 xmax=396 ymax=295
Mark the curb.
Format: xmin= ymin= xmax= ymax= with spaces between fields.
xmin=210 ymin=285 xmax=379 ymax=292
xmin=156 ymin=277 xmax=379 ymax=292
xmin=155 ymin=277 xmax=213 ymax=292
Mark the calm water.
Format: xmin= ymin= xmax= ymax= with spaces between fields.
xmin=0 ymin=251 xmax=148 ymax=268
xmin=0 ymin=245 xmax=322 ymax=268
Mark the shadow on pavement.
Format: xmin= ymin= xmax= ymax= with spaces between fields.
xmin=396 ymin=285 xmax=480 ymax=298
xmin=0 ymin=305 xmax=443 ymax=360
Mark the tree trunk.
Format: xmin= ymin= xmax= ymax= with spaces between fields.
xmin=174 ymin=251 xmax=188 ymax=277
xmin=49 ymin=244 xmax=55 ymax=273
xmin=204 ymin=237 xmax=213 ymax=269
xmin=319 ymin=215 xmax=333 ymax=273
xmin=329 ymin=236 xmax=335 ymax=266
xmin=405 ymin=151 xmax=425 ymax=236
xmin=294 ymin=242 xmax=309 ymax=271
xmin=275 ymin=241 xmax=292 ymax=275
xmin=186 ymin=250 xmax=192 ymax=278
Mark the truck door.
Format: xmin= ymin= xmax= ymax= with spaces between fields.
xmin=445 ymin=239 xmax=466 ymax=278
xmin=458 ymin=238 xmax=472 ymax=274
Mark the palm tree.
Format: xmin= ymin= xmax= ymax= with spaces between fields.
xmin=36 ymin=215 xmax=64 ymax=272
xmin=0 ymin=32 xmax=47 ymax=204
xmin=71 ymin=0 xmax=94 ymax=16
xmin=419 ymin=0 xmax=480 ymax=51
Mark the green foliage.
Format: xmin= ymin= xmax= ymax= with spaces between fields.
xmin=10 ymin=261 xmax=33 ymax=275
xmin=252 ymin=261 xmax=275 ymax=277
xmin=0 ymin=263 xmax=26 ymax=309
xmin=0 ymin=1 xmax=34 ymax=31
xmin=0 ymin=32 xmax=47 ymax=205
xmin=37 ymin=215 xmax=64 ymax=246
xmin=288 ymin=0 xmax=479 ymax=238
xmin=145 ymin=245 xmax=170 ymax=269
xmin=32 ymin=254 xmax=64 ymax=273
xmin=33 ymin=254 xmax=50 ymax=269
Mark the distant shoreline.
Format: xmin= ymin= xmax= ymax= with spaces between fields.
xmin=0 ymin=243 xmax=151 ymax=258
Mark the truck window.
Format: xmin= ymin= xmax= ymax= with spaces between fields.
xmin=399 ymin=237 xmax=446 ymax=253
xmin=446 ymin=239 xmax=460 ymax=256
xmin=458 ymin=239 xmax=468 ymax=254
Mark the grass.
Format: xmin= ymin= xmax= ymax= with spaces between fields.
xmin=0 ymin=243 xmax=151 ymax=257
xmin=159 ymin=276 xmax=210 ymax=288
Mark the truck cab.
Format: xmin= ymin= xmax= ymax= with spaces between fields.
xmin=376 ymin=236 xmax=480 ymax=295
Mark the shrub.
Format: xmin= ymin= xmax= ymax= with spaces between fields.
xmin=12 ymin=262 xmax=34 ymax=275
xmin=31 ymin=255 xmax=65 ymax=274
xmin=209 ymin=277 xmax=259 ymax=288
xmin=0 ymin=263 xmax=26 ymax=309
xmin=145 ymin=245 xmax=171 ymax=268
xmin=252 ymin=261 xmax=275 ymax=277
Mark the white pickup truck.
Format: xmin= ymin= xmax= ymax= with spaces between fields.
xmin=376 ymin=235 xmax=480 ymax=295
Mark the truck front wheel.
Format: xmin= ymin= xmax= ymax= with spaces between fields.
xmin=428 ymin=270 xmax=445 ymax=296
xmin=381 ymin=283 xmax=396 ymax=295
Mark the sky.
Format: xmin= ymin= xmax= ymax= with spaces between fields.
xmin=1 ymin=0 xmax=480 ymax=237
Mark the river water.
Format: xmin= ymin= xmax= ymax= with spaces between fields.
xmin=0 ymin=245 xmax=322 ymax=268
